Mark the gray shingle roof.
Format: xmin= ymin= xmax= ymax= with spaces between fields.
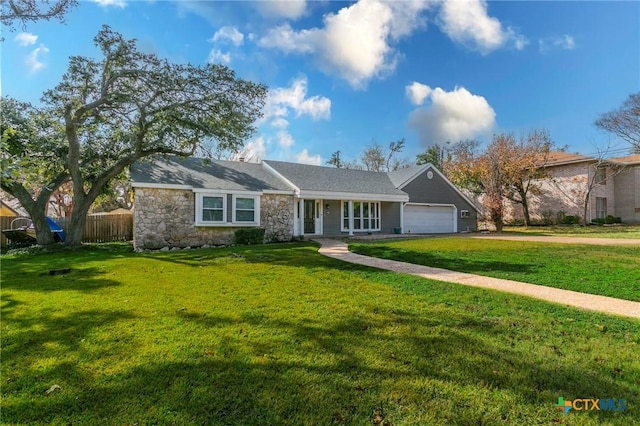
xmin=131 ymin=156 xmax=294 ymax=192
xmin=264 ymin=160 xmax=407 ymax=196
xmin=387 ymin=165 xmax=429 ymax=188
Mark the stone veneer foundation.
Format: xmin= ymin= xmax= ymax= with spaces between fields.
xmin=134 ymin=188 xmax=294 ymax=249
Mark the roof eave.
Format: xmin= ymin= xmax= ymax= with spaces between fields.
xmin=299 ymin=189 xmax=409 ymax=202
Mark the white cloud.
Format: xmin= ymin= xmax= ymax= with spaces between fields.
xmin=207 ymin=49 xmax=231 ymax=64
xmin=92 ymin=0 xmax=127 ymax=8
xmin=513 ymin=35 xmax=529 ymax=51
xmin=277 ymin=130 xmax=295 ymax=148
xmin=266 ymin=77 xmax=331 ymax=121
xmin=271 ymin=118 xmax=289 ymax=129
xmin=406 ymin=81 xmax=432 ymax=106
xmin=259 ymin=23 xmax=317 ymax=54
xmin=539 ymin=35 xmax=576 ymax=53
xmin=257 ymin=0 xmax=307 ymax=20
xmin=259 ymin=0 xmax=433 ymax=89
xmin=255 ymin=77 xmax=329 ymax=162
xmin=14 ymin=32 xmax=37 ymax=46
xmin=408 ymin=84 xmax=496 ymax=146
xmin=438 ymin=0 xmax=526 ymax=54
xmin=235 ymin=136 xmax=266 ymax=163
xmin=25 ymin=44 xmax=49 ymax=75
xmin=174 ymin=1 xmax=216 ymax=24
xmin=294 ymin=149 xmax=322 ymax=166
xmin=211 ymin=26 xmax=244 ymax=46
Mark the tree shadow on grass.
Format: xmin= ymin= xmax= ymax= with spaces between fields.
xmin=1 ymin=266 xmax=122 ymax=292
xmin=3 ymin=306 xmax=637 ymax=425
xmin=2 ymin=308 xmax=136 ymax=361
xmin=2 ymin=244 xmax=134 ymax=293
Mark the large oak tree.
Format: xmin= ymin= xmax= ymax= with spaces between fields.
xmin=1 ymin=26 xmax=267 ymax=245
xmin=595 ymin=92 xmax=640 ymax=153
xmin=445 ymin=130 xmax=553 ymax=231
xmin=1 ymin=0 xmax=77 ymax=32
xmin=1 ymin=97 xmax=68 ymax=245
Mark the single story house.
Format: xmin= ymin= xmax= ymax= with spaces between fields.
xmin=130 ymin=156 xmax=478 ymax=249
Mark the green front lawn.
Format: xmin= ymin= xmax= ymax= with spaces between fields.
xmin=503 ymin=225 xmax=640 ymax=239
xmin=2 ymin=243 xmax=639 ymax=425
xmin=350 ymin=238 xmax=640 ymax=302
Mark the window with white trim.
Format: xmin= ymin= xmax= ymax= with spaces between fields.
xmin=201 ymin=196 xmax=225 ymax=223
xmin=233 ymin=195 xmax=257 ymax=223
xmin=341 ymin=201 xmax=381 ymax=232
xmin=195 ymin=192 xmax=260 ymax=226
xmin=460 ymin=210 xmax=470 ymax=218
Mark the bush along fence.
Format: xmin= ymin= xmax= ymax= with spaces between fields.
xmin=1 ymin=214 xmax=133 ymax=247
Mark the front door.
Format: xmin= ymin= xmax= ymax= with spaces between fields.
xmin=304 ymin=200 xmax=316 ymax=234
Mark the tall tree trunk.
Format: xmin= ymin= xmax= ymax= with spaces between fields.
xmin=583 ymin=199 xmax=589 ymax=227
xmin=31 ymin=205 xmax=56 ymax=245
xmin=65 ymin=196 xmax=92 ymax=246
xmin=492 ymin=208 xmax=504 ymax=233
xmin=1 ymin=180 xmax=64 ymax=246
xmin=582 ymin=186 xmax=593 ymax=226
xmin=521 ymin=197 xmax=531 ymax=227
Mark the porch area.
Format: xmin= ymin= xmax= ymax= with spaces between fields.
xmin=293 ymin=198 xmax=402 ymax=238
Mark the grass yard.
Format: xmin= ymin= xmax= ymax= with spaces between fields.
xmin=2 ymin=242 xmax=639 ymax=425
xmin=350 ymin=237 xmax=640 ymax=302
xmin=503 ymin=224 xmax=640 ymax=239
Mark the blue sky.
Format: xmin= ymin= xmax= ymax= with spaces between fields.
xmin=3 ymin=0 xmax=639 ymax=165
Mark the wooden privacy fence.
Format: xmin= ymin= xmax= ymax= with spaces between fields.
xmin=1 ymin=216 xmax=19 ymax=248
xmin=1 ymin=214 xmax=133 ymax=247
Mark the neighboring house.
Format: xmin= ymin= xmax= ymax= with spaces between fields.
xmin=1 ymin=201 xmax=21 ymax=217
xmin=130 ymin=156 xmax=477 ymax=249
xmin=611 ymin=154 xmax=640 ymax=224
xmin=504 ymin=152 xmax=640 ymax=224
xmin=0 ymin=193 xmax=29 ymax=217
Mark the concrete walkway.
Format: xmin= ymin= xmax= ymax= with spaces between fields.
xmin=314 ymin=238 xmax=640 ymax=319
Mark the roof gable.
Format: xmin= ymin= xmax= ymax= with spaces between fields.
xmin=387 ymin=164 xmax=429 ymax=188
xmin=389 ymin=163 xmax=478 ymax=211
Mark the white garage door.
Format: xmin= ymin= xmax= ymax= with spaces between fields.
xmin=404 ymin=205 xmax=455 ymax=234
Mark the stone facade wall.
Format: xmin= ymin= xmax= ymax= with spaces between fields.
xmin=134 ymin=188 xmax=294 ymax=249
xmin=260 ymin=194 xmax=294 ymax=242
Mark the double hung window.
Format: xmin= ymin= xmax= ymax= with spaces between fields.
xmin=201 ymin=196 xmax=225 ymax=223
xmin=233 ymin=196 xmax=256 ymax=223
xmin=195 ymin=192 xmax=260 ymax=226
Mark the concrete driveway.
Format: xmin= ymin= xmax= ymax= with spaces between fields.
xmin=468 ymin=234 xmax=640 ymax=246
